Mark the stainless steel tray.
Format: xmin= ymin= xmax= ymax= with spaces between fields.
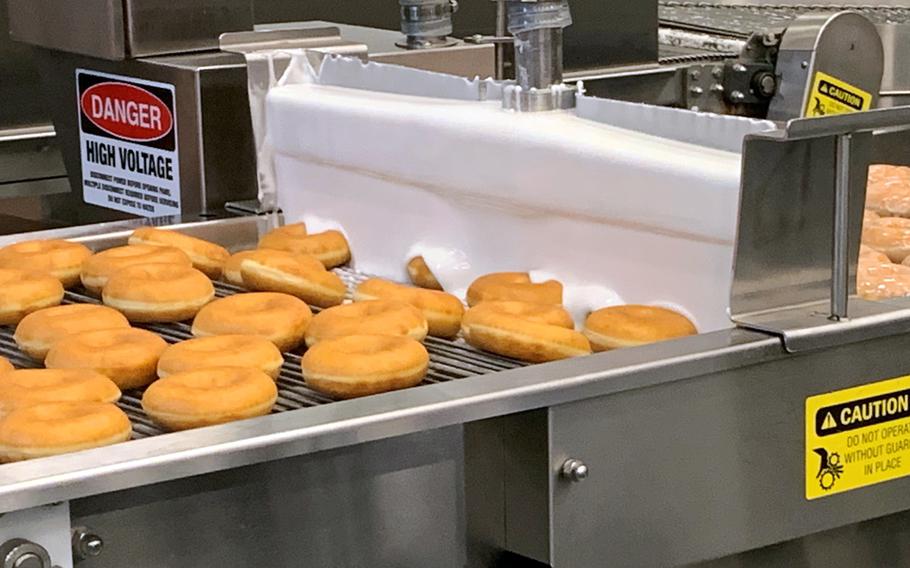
xmin=0 ymin=216 xmax=782 ymax=513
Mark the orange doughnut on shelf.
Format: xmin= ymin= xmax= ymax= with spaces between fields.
xmin=864 ymin=209 xmax=880 ymax=225
xmin=0 ymin=269 xmax=64 ymax=326
xmin=222 ymin=250 xmax=258 ymax=286
xmin=0 ymin=369 xmax=120 ymax=417
xmin=0 ymin=239 xmax=92 ymax=288
xmin=466 ymin=272 xmax=563 ymax=307
xmin=157 ymin=335 xmax=284 ymax=380
xmin=142 ymin=367 xmax=278 ymax=431
xmin=354 ymin=278 xmax=464 ymax=339
xmin=407 ymin=256 xmax=443 ymax=291
xmin=862 ymin=217 xmax=910 ymax=263
xmin=858 ymin=261 xmax=910 ymax=300
xmin=462 ymin=302 xmax=591 ymax=362
xmin=240 ymin=249 xmax=346 ymax=308
xmin=305 ymin=300 xmax=428 ymax=347
xmin=301 ymin=335 xmax=429 ymax=399
xmin=81 ymin=244 xmax=192 ymax=295
xmin=866 ymin=164 xmax=910 ymax=217
xmin=0 ymin=357 xmax=12 ymax=376
xmin=583 ymin=305 xmax=697 ymax=352
xmin=46 ymin=328 xmax=168 ymax=390
xmin=466 ymin=301 xmax=574 ymax=329
xmin=129 ymin=227 xmax=230 ymax=279
xmin=259 ymin=228 xmax=351 ymax=269
xmin=860 ymin=244 xmax=890 ymax=266
xmin=14 ymin=304 xmax=130 ymax=360
xmin=103 ymin=263 xmax=214 ymax=322
xmin=0 ymin=402 xmax=131 ymax=462
xmin=192 ymin=292 xmax=312 ymax=352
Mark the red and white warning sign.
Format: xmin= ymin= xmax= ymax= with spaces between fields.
xmin=77 ymin=69 xmax=181 ymax=217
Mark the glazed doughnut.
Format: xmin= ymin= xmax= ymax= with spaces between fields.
xmin=301 ymin=335 xmax=429 ymax=399
xmin=583 ymin=305 xmax=697 ymax=352
xmin=240 ymin=249 xmax=346 ymax=308
xmin=860 ymin=244 xmax=890 ymax=266
xmin=0 ymin=402 xmax=131 ymax=462
xmin=305 ymin=300 xmax=428 ymax=347
xmin=0 ymin=369 xmax=120 ymax=417
xmin=46 ymin=328 xmax=168 ymax=390
xmin=862 ymin=217 xmax=910 ymax=263
xmin=864 ymin=209 xmax=880 ymax=225
xmin=129 ymin=227 xmax=230 ymax=279
xmin=103 ymin=263 xmax=214 ymax=322
xmin=466 ymin=272 xmax=563 ymax=307
xmin=407 ymin=256 xmax=443 ymax=291
xmin=157 ymin=335 xmax=284 ymax=379
xmin=462 ymin=302 xmax=591 ymax=362
xmin=192 ymin=292 xmax=312 ymax=352
xmin=0 ymin=239 xmax=92 ymax=288
xmin=866 ymin=164 xmax=910 ymax=217
xmin=354 ymin=279 xmax=464 ymax=339
xmin=81 ymin=244 xmax=191 ymax=295
xmin=14 ymin=305 xmax=130 ymax=360
xmin=466 ymin=301 xmax=574 ymax=329
xmin=0 ymin=357 xmax=12 ymax=376
xmin=142 ymin=367 xmax=277 ymax=431
xmin=0 ymin=269 xmax=64 ymax=326
xmin=222 ymin=250 xmax=258 ymax=286
xmin=858 ymin=261 xmax=910 ymax=300
xmin=259 ymin=228 xmax=351 ymax=269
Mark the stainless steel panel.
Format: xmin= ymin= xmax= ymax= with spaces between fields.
xmin=7 ymin=0 xmax=127 ymax=60
xmin=878 ymin=23 xmax=910 ymax=108
xmin=0 ymin=127 xmax=65 ymax=185
xmin=72 ymin=427 xmax=464 ymax=568
xmin=548 ymin=331 xmax=910 ymax=567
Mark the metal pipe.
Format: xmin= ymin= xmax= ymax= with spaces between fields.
xmin=495 ymin=0 xmax=506 ymax=79
xmin=513 ymin=27 xmax=563 ymax=89
xmin=831 ymin=133 xmax=852 ymax=321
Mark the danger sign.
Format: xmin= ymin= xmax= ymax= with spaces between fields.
xmin=806 ymin=376 xmax=910 ymax=499
xmin=77 ymin=69 xmax=181 ymax=218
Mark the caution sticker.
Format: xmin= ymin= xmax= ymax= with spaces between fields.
xmin=805 ymin=71 xmax=872 ymax=117
xmin=806 ymin=375 xmax=910 ymax=499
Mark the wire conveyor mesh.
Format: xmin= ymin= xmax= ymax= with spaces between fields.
xmin=0 ymin=268 xmax=525 ymax=440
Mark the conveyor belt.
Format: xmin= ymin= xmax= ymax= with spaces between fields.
xmin=660 ymin=2 xmax=910 ymax=39
xmin=0 ymin=269 xmax=524 ymax=441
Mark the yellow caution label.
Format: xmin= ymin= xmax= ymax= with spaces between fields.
xmin=806 ymin=375 xmax=910 ymax=499
xmin=805 ymin=71 xmax=872 ymax=117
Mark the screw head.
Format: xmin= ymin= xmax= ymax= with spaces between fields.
xmin=561 ymin=458 xmax=589 ymax=482
xmin=730 ymin=90 xmax=746 ymax=102
xmin=689 ymin=69 xmax=701 ymax=80
xmin=689 ymin=86 xmax=704 ymax=96
xmin=712 ymin=66 xmax=723 ymax=79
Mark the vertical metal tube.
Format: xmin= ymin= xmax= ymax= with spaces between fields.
xmin=495 ymin=0 xmax=506 ymax=80
xmin=513 ymin=28 xmax=563 ymax=90
xmin=831 ymin=133 xmax=852 ymax=321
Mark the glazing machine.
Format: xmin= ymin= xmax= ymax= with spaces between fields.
xmin=3 ymin=2 xmax=910 ymax=568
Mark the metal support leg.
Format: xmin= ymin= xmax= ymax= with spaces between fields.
xmin=831 ymin=133 xmax=852 ymax=321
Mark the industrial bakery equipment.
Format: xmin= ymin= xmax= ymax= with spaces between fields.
xmin=4 ymin=2 xmax=910 ymax=568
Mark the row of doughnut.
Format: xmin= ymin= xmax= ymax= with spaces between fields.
xmin=860 ymin=165 xmax=910 ymax=299
xmin=0 ymin=221 xmax=696 ymax=462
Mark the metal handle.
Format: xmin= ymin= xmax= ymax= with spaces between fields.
xmin=561 ymin=458 xmax=588 ymax=482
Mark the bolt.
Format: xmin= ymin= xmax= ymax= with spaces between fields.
xmin=561 ymin=459 xmax=589 ymax=482
xmin=72 ymin=527 xmax=104 ymax=561
xmin=801 ymin=60 xmax=809 ymax=69
xmin=689 ymin=86 xmax=704 ymax=96
xmin=762 ymin=32 xmax=778 ymax=47
xmin=711 ymin=83 xmax=724 ymax=93
xmin=689 ymin=69 xmax=701 ymax=80
xmin=712 ymin=66 xmax=723 ymax=79
xmin=755 ymin=72 xmax=777 ymax=97
xmin=730 ymin=90 xmax=746 ymax=102
xmin=732 ymin=63 xmax=747 ymax=73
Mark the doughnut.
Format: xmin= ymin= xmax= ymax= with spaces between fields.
xmin=81 ymin=244 xmax=192 ymax=295
xmin=301 ymin=335 xmax=428 ymax=399
xmin=103 ymin=263 xmax=215 ymax=322
xmin=462 ymin=302 xmax=591 ymax=362
xmin=192 ymin=292 xmax=312 ymax=352
xmin=259 ymin=228 xmax=351 ymax=269
xmin=14 ymin=305 xmax=130 ymax=360
xmin=583 ymin=305 xmax=697 ymax=352
xmin=142 ymin=367 xmax=278 ymax=431
xmin=866 ymin=164 xmax=910 ymax=217
xmin=239 ymin=249 xmax=346 ymax=308
xmin=222 ymin=250 xmax=258 ymax=286
xmin=0 ymin=239 xmax=92 ymax=288
xmin=129 ymin=227 xmax=230 ymax=279
xmin=862 ymin=217 xmax=910 ymax=263
xmin=0 ymin=369 xmax=120 ymax=417
xmin=0 ymin=269 xmax=64 ymax=326
xmin=354 ymin=279 xmax=464 ymax=339
xmin=466 ymin=272 xmax=563 ymax=307
xmin=157 ymin=335 xmax=284 ymax=380
xmin=858 ymin=261 xmax=910 ymax=300
xmin=45 ymin=328 xmax=168 ymax=390
xmin=860 ymin=244 xmax=890 ymax=266
xmin=0 ymin=357 xmax=12 ymax=376
xmin=864 ymin=209 xmax=880 ymax=225
xmin=305 ymin=300 xmax=428 ymax=347
xmin=407 ymin=256 xmax=443 ymax=290
xmin=0 ymin=402 xmax=131 ymax=462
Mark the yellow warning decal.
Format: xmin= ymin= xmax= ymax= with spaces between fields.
xmin=806 ymin=375 xmax=910 ymax=499
xmin=805 ymin=71 xmax=872 ymax=117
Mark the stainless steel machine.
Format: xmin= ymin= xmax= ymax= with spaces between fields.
xmin=4 ymin=2 xmax=910 ymax=568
